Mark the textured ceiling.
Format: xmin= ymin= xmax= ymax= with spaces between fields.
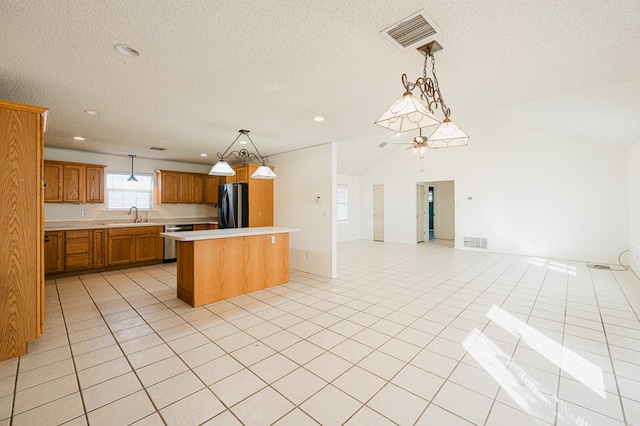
xmin=2 ymin=0 xmax=640 ymax=175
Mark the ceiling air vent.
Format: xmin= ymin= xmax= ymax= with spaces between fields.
xmin=381 ymin=10 xmax=441 ymax=50
xmin=146 ymin=146 xmax=166 ymax=151
xmin=378 ymin=142 xmax=388 ymax=148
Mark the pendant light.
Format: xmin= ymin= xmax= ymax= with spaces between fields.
xmin=209 ymin=130 xmax=277 ymax=179
xmin=375 ymin=41 xmax=469 ymax=148
xmin=127 ymin=154 xmax=138 ymax=182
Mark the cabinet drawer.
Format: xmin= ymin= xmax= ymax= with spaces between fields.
xmin=66 ymin=253 xmax=91 ymax=270
xmin=66 ymin=238 xmax=90 ymax=254
xmin=66 ymin=229 xmax=90 ymax=239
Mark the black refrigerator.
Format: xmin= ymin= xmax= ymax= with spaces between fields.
xmin=218 ymin=183 xmax=249 ymax=228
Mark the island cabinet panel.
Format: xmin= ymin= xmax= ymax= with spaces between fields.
xmin=43 ymin=162 xmax=63 ymax=202
xmin=0 ymin=99 xmax=47 ymax=361
xmin=176 ymin=233 xmax=289 ymax=307
xmin=44 ymin=231 xmax=64 ymax=274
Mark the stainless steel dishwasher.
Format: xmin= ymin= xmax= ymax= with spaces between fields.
xmin=163 ymin=224 xmax=193 ymax=262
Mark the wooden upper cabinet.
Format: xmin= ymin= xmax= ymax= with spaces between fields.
xmin=204 ymin=175 xmax=219 ymax=204
xmin=44 ymin=160 xmax=105 ymax=204
xmin=192 ymin=174 xmax=204 ymax=204
xmin=86 ymin=166 xmax=105 ymax=203
xmin=44 ymin=162 xmax=63 ymax=202
xmin=63 ymin=164 xmax=85 ymax=203
xmin=157 ymin=170 xmax=213 ymax=204
xmin=178 ymin=173 xmax=194 ymax=203
xmin=158 ymin=171 xmax=179 ymax=203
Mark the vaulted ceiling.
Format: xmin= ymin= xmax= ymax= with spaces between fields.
xmin=2 ymin=0 xmax=639 ymax=175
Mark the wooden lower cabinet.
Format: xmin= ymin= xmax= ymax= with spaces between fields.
xmin=65 ymin=230 xmax=91 ymax=270
xmin=193 ymin=224 xmax=218 ymax=231
xmin=44 ymin=226 xmax=163 ymax=275
xmin=107 ymin=226 xmax=163 ymax=266
xmin=92 ymin=229 xmax=106 ymax=268
xmin=44 ymin=231 xmax=64 ymax=273
xmin=135 ymin=234 xmax=161 ymax=262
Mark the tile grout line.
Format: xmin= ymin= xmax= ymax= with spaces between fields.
xmin=586 ymin=266 xmax=628 ymax=425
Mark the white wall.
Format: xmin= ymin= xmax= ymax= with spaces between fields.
xmin=360 ymin=116 xmax=628 ymax=264
xmin=44 ymin=148 xmax=217 ymax=223
xmin=629 ymin=141 xmax=640 ymax=276
xmin=273 ymin=144 xmax=337 ymax=278
xmin=337 ymin=174 xmax=360 ymax=242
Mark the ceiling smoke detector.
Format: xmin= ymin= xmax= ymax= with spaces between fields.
xmin=381 ymin=10 xmax=441 ymax=50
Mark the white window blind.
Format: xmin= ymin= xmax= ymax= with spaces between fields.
xmin=106 ymin=173 xmax=153 ymax=209
xmin=337 ymin=184 xmax=348 ymax=224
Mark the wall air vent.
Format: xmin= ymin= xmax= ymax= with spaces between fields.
xmin=381 ymin=10 xmax=441 ymax=50
xmin=464 ymin=237 xmax=487 ymax=249
xmin=146 ymin=146 xmax=166 ymax=151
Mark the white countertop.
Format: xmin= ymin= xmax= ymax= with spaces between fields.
xmin=45 ymin=218 xmax=217 ymax=231
xmin=161 ymin=226 xmax=299 ymax=241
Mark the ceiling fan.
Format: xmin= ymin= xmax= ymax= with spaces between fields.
xmin=386 ymin=128 xmax=430 ymax=154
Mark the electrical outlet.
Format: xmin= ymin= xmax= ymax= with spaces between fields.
xmin=305 ymin=252 xmax=310 ymax=259
xmin=81 ymin=210 xmax=87 ymax=218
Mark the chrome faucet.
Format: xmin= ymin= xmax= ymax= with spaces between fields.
xmin=127 ymin=206 xmax=142 ymax=223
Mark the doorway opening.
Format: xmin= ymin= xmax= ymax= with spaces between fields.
xmin=417 ymin=180 xmax=454 ymax=242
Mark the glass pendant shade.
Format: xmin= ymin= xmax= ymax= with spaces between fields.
xmin=251 ymin=165 xmax=277 ymax=179
xmin=375 ymin=91 xmax=440 ymax=132
xmin=127 ymin=154 xmax=138 ymax=181
xmin=426 ymin=119 xmax=470 ymax=149
xmin=209 ymin=160 xmax=235 ymax=176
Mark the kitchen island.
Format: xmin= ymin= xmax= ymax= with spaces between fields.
xmin=161 ymin=227 xmax=299 ymax=307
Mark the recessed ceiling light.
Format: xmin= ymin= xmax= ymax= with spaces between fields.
xmin=239 ymin=140 xmax=248 ymax=145
xmin=313 ymin=116 xmax=325 ymax=122
xmin=84 ymin=110 xmax=101 ymax=116
xmin=394 ymin=132 xmax=402 ymax=138
xmin=114 ymin=44 xmax=140 ymax=57
xmin=73 ymin=136 xmax=85 ymax=141
xmin=200 ymin=153 xmax=208 ymax=157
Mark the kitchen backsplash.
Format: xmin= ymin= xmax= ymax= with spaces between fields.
xmin=45 ymin=202 xmax=217 ymax=223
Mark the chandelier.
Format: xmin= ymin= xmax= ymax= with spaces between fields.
xmin=208 ymin=129 xmax=277 ymax=179
xmin=375 ymin=41 xmax=469 ymax=148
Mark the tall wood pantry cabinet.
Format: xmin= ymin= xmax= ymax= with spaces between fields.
xmin=0 ymin=100 xmax=47 ymax=361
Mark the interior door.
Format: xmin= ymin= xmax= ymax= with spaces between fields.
xmin=416 ymin=184 xmax=426 ymax=242
xmin=373 ymin=184 xmax=384 ymax=241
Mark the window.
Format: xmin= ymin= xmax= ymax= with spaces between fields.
xmin=106 ymin=173 xmax=153 ymax=209
xmin=337 ymin=184 xmax=348 ymax=224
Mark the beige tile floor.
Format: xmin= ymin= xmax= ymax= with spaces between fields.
xmin=2 ymin=239 xmax=640 ymax=425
